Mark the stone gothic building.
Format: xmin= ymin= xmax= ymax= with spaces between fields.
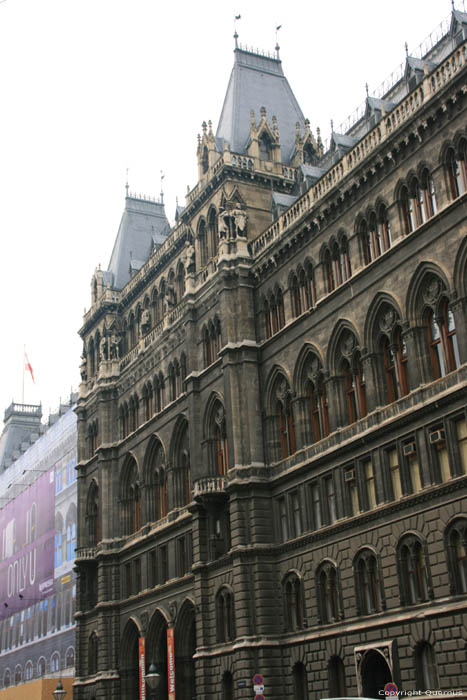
xmin=76 ymin=11 xmax=467 ymax=700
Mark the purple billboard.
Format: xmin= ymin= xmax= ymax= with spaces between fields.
xmin=0 ymin=469 xmax=55 ymax=618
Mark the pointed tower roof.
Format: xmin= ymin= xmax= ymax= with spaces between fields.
xmin=216 ymin=46 xmax=305 ymax=165
xmin=107 ymin=194 xmax=169 ymax=291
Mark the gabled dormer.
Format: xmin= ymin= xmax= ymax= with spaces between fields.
xmin=403 ymin=56 xmax=435 ymax=93
xmin=197 ymin=120 xmax=219 ymax=183
xmin=365 ymin=96 xmax=396 ymax=129
xmin=293 ymin=119 xmax=322 ymax=167
xmin=247 ymin=107 xmax=281 ymax=165
xmin=451 ymin=9 xmax=467 ymax=46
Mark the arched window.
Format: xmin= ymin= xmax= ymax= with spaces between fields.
xmin=88 ymin=338 xmax=96 ymax=377
xmin=207 ymin=401 xmax=229 ymax=475
xmin=263 ymin=298 xmax=272 ymax=339
xmin=446 ymin=141 xmax=467 ymax=199
xmin=14 ymin=665 xmax=22 ymax=685
xmin=259 ymin=133 xmax=272 ymax=160
xmin=302 ymin=354 xmax=329 ymax=444
xmin=425 ymin=299 xmax=460 ymax=380
xmin=121 ymin=458 xmax=141 ymax=535
xmin=222 ymin=671 xmax=234 ymax=700
xmin=328 ymin=656 xmax=346 ymax=697
xmin=201 ymin=145 xmax=209 ymax=174
xmin=54 ymin=513 xmax=63 ymax=567
xmin=173 ymin=422 xmax=191 ymax=507
xmin=272 ymin=377 xmax=296 ymax=460
xmin=283 ymin=573 xmax=304 ymax=631
xmin=154 ymin=372 xmax=165 ymax=413
xmin=324 ymin=248 xmax=335 ymax=292
xmin=216 ymin=588 xmax=235 ymax=642
xmin=401 ymin=185 xmax=415 ymax=234
xmin=415 ymin=642 xmax=439 ymax=690
xmin=66 ymin=647 xmax=75 ymax=667
xmin=292 ymin=661 xmax=308 ymax=700
xmin=204 ymin=320 xmax=221 ymax=367
xmin=354 ymin=549 xmax=383 ymax=614
xmin=304 ymin=262 xmax=316 ymax=308
xmin=377 ymin=204 xmax=392 ymax=252
xmin=360 ymin=218 xmax=373 ymax=265
xmin=129 ymin=394 xmax=138 ymax=433
xmin=50 ymin=652 xmax=60 ymax=674
xmin=88 ymin=632 xmax=98 ymax=676
xmin=398 ymin=535 xmax=430 ymax=605
xmin=37 ymin=658 xmax=46 ymax=677
xmin=142 ymin=382 xmax=153 ymax=421
xmin=446 ymin=519 xmax=467 ymax=594
xmin=197 ymin=219 xmax=208 ymax=268
xmin=208 ymin=207 xmax=218 ymax=258
xmin=340 ymin=235 xmax=352 ymax=281
xmin=421 ymin=168 xmax=437 ymax=218
xmin=380 ymin=325 xmax=409 ymax=403
xmin=317 ymin=562 xmax=340 ymax=623
xmin=290 ymin=273 xmax=302 ymax=317
xmin=341 ymin=348 xmax=367 ymax=425
xmin=24 ymin=661 xmax=33 ymax=681
xmin=86 ymin=481 xmax=99 ymax=546
xmin=145 ymin=440 xmax=167 ymax=522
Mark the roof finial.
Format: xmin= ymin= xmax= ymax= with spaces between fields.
xmin=234 ymin=14 xmax=241 ymax=48
xmin=365 ymin=82 xmax=369 ymax=98
xmin=330 ymin=119 xmax=334 ymax=133
xmin=275 ymin=25 xmax=281 ymax=59
xmin=452 ymin=0 xmax=455 ymax=10
xmin=160 ymin=171 xmax=165 ymax=204
xmin=125 ymin=168 xmax=129 ymax=197
xmin=405 ymin=41 xmax=409 ymax=58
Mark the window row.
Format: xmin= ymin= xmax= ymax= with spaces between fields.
xmin=0 ymin=587 xmax=76 ymax=653
xmin=1 ymin=648 xmax=75 ymax=688
xmin=277 ymin=416 xmax=467 ymax=538
xmin=280 ymin=522 xmax=466 ymax=633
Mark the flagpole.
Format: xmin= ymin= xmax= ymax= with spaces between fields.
xmin=22 ymin=345 xmax=25 ymax=404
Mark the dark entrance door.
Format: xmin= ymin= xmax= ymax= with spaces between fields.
xmin=361 ymin=649 xmax=392 ymax=699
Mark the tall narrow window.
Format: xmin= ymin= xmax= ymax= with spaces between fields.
xmin=310 ymin=482 xmax=322 ymax=530
xmin=328 ymin=656 xmax=346 ymax=697
xmin=415 ymin=642 xmax=440 ymax=690
xmin=446 ymin=520 xmax=467 ymax=594
xmin=387 ymin=447 xmax=402 ymax=500
xmin=317 ymin=563 xmax=340 ymax=623
xmin=284 ymin=574 xmax=304 ymax=631
xmin=363 ymin=459 xmax=376 ymax=509
xmin=277 ymin=391 xmax=295 ymax=459
xmin=398 ymin=537 xmax=429 ymax=605
xmin=355 ymin=550 xmax=382 ymax=614
xmin=292 ymin=661 xmax=308 ymax=700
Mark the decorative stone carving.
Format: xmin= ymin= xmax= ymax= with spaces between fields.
xmin=109 ymin=334 xmax=120 ymax=360
xmin=423 ymin=276 xmax=442 ymax=304
xmin=379 ymin=308 xmax=396 ymax=334
xmin=80 ymin=354 xmax=87 ymax=381
xmin=141 ymin=309 xmax=150 ymax=332
xmin=341 ymin=332 xmax=355 ymax=357
xmin=306 ymin=356 xmax=321 ymax=380
xmin=99 ymin=336 xmax=108 ymax=362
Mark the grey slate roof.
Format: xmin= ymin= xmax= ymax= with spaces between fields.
xmin=216 ymin=48 xmax=306 ymax=165
xmin=107 ymin=195 xmax=169 ymax=291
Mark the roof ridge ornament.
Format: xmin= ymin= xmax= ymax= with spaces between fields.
xmin=234 ymin=13 xmax=241 ymax=48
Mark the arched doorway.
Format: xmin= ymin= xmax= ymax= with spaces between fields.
xmin=361 ymin=649 xmax=392 ymax=698
xmin=146 ymin=611 xmax=168 ymax=700
xmin=120 ymin=619 xmax=140 ymax=699
xmin=175 ymin=600 xmax=197 ymax=700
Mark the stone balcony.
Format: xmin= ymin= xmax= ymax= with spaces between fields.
xmin=193 ymin=476 xmax=228 ymax=500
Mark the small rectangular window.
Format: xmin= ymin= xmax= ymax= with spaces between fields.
xmin=344 ymin=466 xmax=359 ymax=516
xmin=177 ymin=537 xmax=186 ymax=577
xmin=160 ymin=545 xmax=168 ymax=584
xmin=310 ymin=482 xmax=322 ymax=530
xmin=455 ymin=418 xmax=467 ymax=474
xmin=290 ymin=491 xmax=302 ymax=537
xmin=430 ymin=428 xmax=450 ymax=482
xmin=148 ymin=551 xmax=157 ymax=588
xmin=363 ymin=459 xmax=376 ymax=509
xmin=278 ymin=497 xmax=288 ymax=541
xmin=387 ymin=447 xmax=402 ymax=500
xmin=125 ymin=563 xmax=132 ymax=597
xmin=134 ymin=558 xmax=142 ymax=593
xmin=324 ymin=475 xmax=337 ymax=523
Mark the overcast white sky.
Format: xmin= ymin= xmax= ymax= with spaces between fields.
xmin=0 ymin=0 xmax=454 ymax=421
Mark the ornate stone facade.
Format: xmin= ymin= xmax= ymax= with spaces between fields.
xmin=75 ymin=13 xmax=467 ymax=700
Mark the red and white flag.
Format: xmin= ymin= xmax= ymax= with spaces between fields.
xmin=24 ymin=350 xmax=35 ymax=383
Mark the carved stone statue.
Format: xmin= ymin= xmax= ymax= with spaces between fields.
xmin=109 ymin=334 xmax=120 ymax=360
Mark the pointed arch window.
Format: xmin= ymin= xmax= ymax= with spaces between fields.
xmin=401 ymin=185 xmax=415 ymax=234
xmin=197 ymin=219 xmax=208 ymax=268
xmin=88 ymin=632 xmax=98 ymax=676
xmin=291 ymin=273 xmax=302 ymax=317
xmin=201 ymin=145 xmax=209 ymax=174
xmin=277 ymin=390 xmax=295 ymax=459
xmin=174 ymin=423 xmax=191 ymax=507
xmin=264 ymin=298 xmax=272 ymax=339
xmin=142 ymin=382 xmax=153 ymax=422
xmin=360 ymin=219 xmax=373 ymax=265
xmin=340 ymin=236 xmax=352 ymax=281
xmin=259 ymin=133 xmax=272 ymax=161
xmin=324 ymin=248 xmax=335 ymax=292
xmin=341 ymin=351 xmax=366 ymax=425
xmin=306 ymin=370 xmax=329 ymax=444
xmin=381 ymin=328 xmax=408 ymax=403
